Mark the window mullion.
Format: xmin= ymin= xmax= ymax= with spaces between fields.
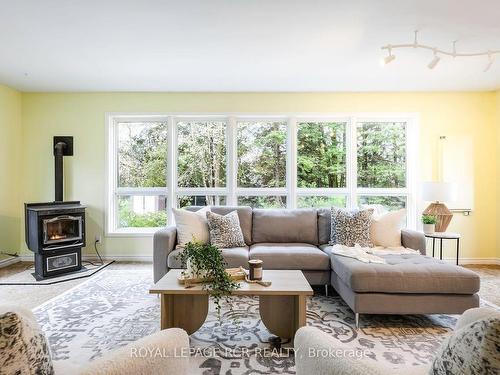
xmin=227 ymin=116 xmax=237 ymax=206
xmin=287 ymin=117 xmax=297 ymax=209
xmin=167 ymin=116 xmax=176 ymax=219
xmin=347 ymin=116 xmax=358 ymax=208
xmin=112 ymin=119 xmax=119 ymax=232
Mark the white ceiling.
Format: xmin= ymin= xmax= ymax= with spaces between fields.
xmin=1 ymin=0 xmax=500 ymax=92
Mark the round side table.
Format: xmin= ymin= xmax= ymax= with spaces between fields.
xmin=424 ymin=232 xmax=461 ymax=265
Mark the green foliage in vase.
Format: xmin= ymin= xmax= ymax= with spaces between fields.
xmin=176 ymin=241 xmax=240 ymax=319
xmin=422 ymin=214 xmax=437 ymax=224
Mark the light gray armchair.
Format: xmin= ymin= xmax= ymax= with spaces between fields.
xmin=294 ymin=307 xmax=500 ymax=375
xmin=0 ymin=306 xmax=190 ymax=375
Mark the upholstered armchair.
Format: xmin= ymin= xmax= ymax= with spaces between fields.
xmin=0 ymin=306 xmax=190 ymax=375
xmin=294 ymin=307 xmax=500 ymax=375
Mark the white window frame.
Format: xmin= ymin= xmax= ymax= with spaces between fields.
xmin=106 ymin=112 xmax=419 ymax=236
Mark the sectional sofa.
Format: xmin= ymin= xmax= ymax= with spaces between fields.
xmin=153 ymin=206 xmax=480 ymax=327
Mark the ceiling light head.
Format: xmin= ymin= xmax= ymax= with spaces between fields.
xmin=484 ymin=52 xmax=494 ymax=72
xmin=383 ymin=54 xmax=396 ymax=65
xmin=428 ymin=50 xmax=440 ymax=69
xmin=380 ymin=46 xmax=395 ymax=66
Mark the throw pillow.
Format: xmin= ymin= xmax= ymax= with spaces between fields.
xmin=329 ymin=208 xmax=374 ymax=247
xmin=206 ymin=210 xmax=246 ymax=248
xmin=360 ymin=203 xmax=388 ymax=216
xmin=0 ymin=307 xmax=54 ymax=375
xmin=370 ymin=209 xmax=406 ymax=247
xmin=429 ymin=316 xmax=500 ymax=375
xmin=173 ymin=206 xmax=211 ymax=247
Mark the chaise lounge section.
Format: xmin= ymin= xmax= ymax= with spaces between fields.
xmin=153 ymin=206 xmax=480 ymax=326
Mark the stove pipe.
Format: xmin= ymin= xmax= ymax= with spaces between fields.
xmin=54 ymin=142 xmax=66 ymax=202
xmin=53 ymin=136 xmax=74 ymax=202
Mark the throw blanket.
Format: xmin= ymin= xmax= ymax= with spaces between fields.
xmin=331 ymin=244 xmax=420 ymax=264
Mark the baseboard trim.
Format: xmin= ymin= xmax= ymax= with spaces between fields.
xmin=442 ymin=257 xmax=500 ymax=266
xmin=17 ymin=255 xmax=153 ymax=263
xmin=82 ymin=255 xmax=153 ymax=262
xmin=0 ymin=256 xmax=21 ymax=268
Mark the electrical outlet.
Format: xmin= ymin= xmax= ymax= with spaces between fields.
xmin=95 ymin=234 xmax=102 ymax=243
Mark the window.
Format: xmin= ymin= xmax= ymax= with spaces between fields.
xmin=238 ymin=196 xmax=287 ymax=209
xmin=118 ymin=195 xmax=167 ymax=228
xmin=297 ymin=122 xmax=347 ymax=188
xmin=236 ymin=120 xmax=288 ymax=208
xmin=110 ymin=120 xmax=168 ymax=233
xmin=178 ymin=195 xmax=227 ymax=208
xmin=177 ymin=120 xmax=227 ymax=188
xmin=118 ymin=121 xmax=167 ymax=188
xmin=357 ymin=122 xmax=406 ymax=188
xmin=107 ymin=114 xmax=417 ymax=234
xmin=297 ymin=196 xmax=346 ymax=209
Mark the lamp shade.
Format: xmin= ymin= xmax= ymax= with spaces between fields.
xmin=422 ymin=182 xmax=455 ymax=202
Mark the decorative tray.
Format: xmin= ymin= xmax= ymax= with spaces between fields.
xmin=177 ymin=267 xmax=247 ymax=284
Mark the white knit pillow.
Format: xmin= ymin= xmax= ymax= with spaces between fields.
xmin=430 ymin=316 xmax=500 ymax=375
xmin=0 ymin=306 xmax=54 ymax=375
xmin=370 ymin=209 xmax=406 ymax=247
xmin=173 ymin=206 xmax=211 ymax=247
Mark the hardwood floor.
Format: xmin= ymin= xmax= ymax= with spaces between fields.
xmin=0 ymin=261 xmax=498 ymax=309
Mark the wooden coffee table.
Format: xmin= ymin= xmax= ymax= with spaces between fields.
xmin=150 ymin=269 xmax=313 ymax=339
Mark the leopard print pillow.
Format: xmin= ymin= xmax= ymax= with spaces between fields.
xmin=329 ymin=207 xmax=374 ymax=247
xmin=430 ymin=316 xmax=500 ymax=375
xmin=0 ymin=310 xmax=54 ymax=375
xmin=206 ymin=210 xmax=246 ymax=248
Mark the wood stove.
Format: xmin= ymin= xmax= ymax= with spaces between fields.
xmin=25 ymin=201 xmax=86 ymax=279
xmin=25 ymin=136 xmax=87 ymax=280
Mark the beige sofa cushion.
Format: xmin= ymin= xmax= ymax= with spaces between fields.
xmin=331 ymin=253 xmax=480 ymax=294
xmin=168 ymin=246 xmax=249 ymax=269
xmin=249 ymin=243 xmax=329 ymax=270
xmin=252 ymin=209 xmax=318 ymax=244
xmin=186 ymin=206 xmax=253 ymax=245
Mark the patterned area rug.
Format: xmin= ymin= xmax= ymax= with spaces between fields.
xmin=33 ymin=269 xmax=471 ymax=374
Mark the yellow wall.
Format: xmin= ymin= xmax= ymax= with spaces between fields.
xmin=19 ymin=92 xmax=498 ymax=261
xmin=0 ymin=84 xmax=22 ymax=254
xmin=497 ymin=90 xmax=500 ymax=258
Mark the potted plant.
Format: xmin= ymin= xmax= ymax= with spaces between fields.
xmin=422 ymin=214 xmax=437 ymax=234
xmin=176 ymin=241 xmax=240 ymax=319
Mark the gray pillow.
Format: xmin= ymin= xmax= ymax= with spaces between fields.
xmin=329 ymin=208 xmax=374 ymax=247
xmin=429 ymin=316 xmax=500 ymax=375
xmin=206 ymin=210 xmax=246 ymax=248
xmin=0 ymin=310 xmax=54 ymax=375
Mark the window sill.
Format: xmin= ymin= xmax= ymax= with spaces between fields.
xmin=106 ymin=227 xmax=161 ymax=237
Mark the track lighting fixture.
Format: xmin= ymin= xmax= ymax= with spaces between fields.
xmin=428 ymin=50 xmax=440 ymax=69
xmin=381 ymin=30 xmax=499 ymax=72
